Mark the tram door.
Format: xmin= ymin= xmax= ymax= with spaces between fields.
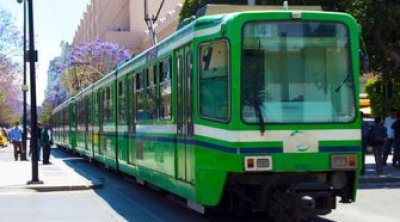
xmin=176 ymin=46 xmax=195 ymax=183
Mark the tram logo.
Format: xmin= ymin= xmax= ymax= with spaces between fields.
xmin=285 ymin=130 xmax=315 ymax=153
xmin=296 ymin=143 xmax=310 ymax=152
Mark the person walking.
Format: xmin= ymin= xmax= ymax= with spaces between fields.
xmin=10 ymin=122 xmax=24 ymax=161
xmin=391 ymin=112 xmax=400 ymax=167
xmin=369 ymin=116 xmax=387 ymax=175
xmin=361 ymin=112 xmax=370 ymax=174
xmin=41 ymin=124 xmax=52 ymax=165
xmin=383 ymin=109 xmax=397 ymax=165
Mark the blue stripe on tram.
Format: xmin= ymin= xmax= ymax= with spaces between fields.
xmin=97 ymin=132 xmax=360 ymax=154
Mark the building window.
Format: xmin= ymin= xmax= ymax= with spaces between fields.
xmin=199 ymin=39 xmax=230 ymax=121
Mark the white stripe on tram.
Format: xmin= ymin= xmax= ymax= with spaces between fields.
xmin=136 ymin=124 xmax=176 ymax=134
xmin=194 ymin=125 xmax=361 ymax=143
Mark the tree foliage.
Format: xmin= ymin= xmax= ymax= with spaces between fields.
xmin=56 ymin=38 xmax=131 ymax=96
xmin=39 ymin=101 xmax=53 ymax=125
xmin=0 ymin=8 xmax=22 ymax=126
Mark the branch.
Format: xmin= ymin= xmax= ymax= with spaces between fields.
xmin=374 ymin=30 xmax=400 ymax=67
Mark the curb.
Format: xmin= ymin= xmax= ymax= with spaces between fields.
xmin=28 ymin=181 xmax=104 ymax=192
xmin=359 ymin=177 xmax=400 ymax=184
xmin=0 ymin=180 xmax=103 ymax=192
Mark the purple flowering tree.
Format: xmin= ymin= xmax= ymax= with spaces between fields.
xmin=57 ymin=38 xmax=131 ymax=95
xmin=0 ymin=8 xmax=23 ymax=125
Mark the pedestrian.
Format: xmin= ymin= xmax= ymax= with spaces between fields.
xmin=41 ymin=124 xmax=52 ymax=165
xmin=37 ymin=122 xmax=43 ymax=161
xmin=368 ymin=116 xmax=387 ymax=175
xmin=391 ymin=112 xmax=400 ymax=167
xmin=383 ymin=109 xmax=397 ymax=165
xmin=10 ymin=122 xmax=24 ymax=161
xmin=361 ymin=112 xmax=370 ymax=174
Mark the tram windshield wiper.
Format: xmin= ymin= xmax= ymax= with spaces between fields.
xmin=335 ymin=73 xmax=352 ymax=92
xmin=253 ymin=101 xmax=265 ymax=135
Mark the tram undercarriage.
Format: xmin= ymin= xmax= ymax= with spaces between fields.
xmin=216 ymin=172 xmax=356 ymax=221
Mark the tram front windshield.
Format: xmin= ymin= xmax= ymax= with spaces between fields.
xmin=241 ymin=21 xmax=356 ymax=124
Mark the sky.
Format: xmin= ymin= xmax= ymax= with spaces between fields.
xmin=0 ymin=0 xmax=90 ymax=104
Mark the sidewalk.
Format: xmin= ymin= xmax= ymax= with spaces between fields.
xmin=359 ymin=154 xmax=400 ymax=184
xmin=0 ymin=144 xmax=102 ymax=192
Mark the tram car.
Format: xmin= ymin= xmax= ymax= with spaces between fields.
xmin=53 ymin=6 xmax=362 ymax=220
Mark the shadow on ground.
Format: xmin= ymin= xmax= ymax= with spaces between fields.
xmin=50 ymin=148 xmax=337 ymax=222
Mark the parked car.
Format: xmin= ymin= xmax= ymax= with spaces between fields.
xmin=0 ymin=129 xmax=8 ymax=147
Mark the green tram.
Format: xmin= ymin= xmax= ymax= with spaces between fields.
xmin=53 ymin=9 xmax=361 ymax=220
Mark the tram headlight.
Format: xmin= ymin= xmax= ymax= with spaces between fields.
xmin=331 ymin=154 xmax=357 ymax=170
xmin=244 ymin=156 xmax=272 ymax=171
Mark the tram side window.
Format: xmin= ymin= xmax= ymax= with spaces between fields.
xmin=99 ymin=90 xmax=105 ymax=129
xmin=81 ymin=100 xmax=85 ymax=130
xmin=118 ymin=80 xmax=126 ymax=124
xmin=159 ymin=58 xmax=172 ymax=120
xmin=129 ymin=76 xmax=136 ymax=132
xmin=80 ymin=101 xmax=84 ymax=129
xmin=136 ymin=73 xmax=145 ymax=122
xmin=65 ymin=108 xmax=69 ymax=128
xmin=71 ymin=105 xmax=75 ymax=128
xmin=93 ymin=92 xmax=99 ymax=124
xmin=199 ymin=40 xmax=230 ymax=121
xmin=146 ymin=66 xmax=158 ymax=121
xmin=104 ymin=86 xmax=112 ymax=123
xmin=86 ymin=97 xmax=90 ymax=130
xmin=77 ymin=101 xmax=81 ymax=130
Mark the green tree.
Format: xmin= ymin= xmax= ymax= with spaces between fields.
xmin=57 ymin=38 xmax=130 ymax=96
xmin=0 ymin=8 xmax=23 ymax=126
xmin=40 ymin=101 xmax=54 ymax=125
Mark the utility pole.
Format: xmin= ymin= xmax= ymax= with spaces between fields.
xmin=144 ymin=0 xmax=165 ymax=45
xmin=21 ymin=0 xmax=28 ymax=161
xmin=25 ymin=0 xmax=42 ymax=185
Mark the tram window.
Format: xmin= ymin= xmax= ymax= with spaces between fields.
xmin=99 ymin=90 xmax=105 ymax=127
xmin=118 ymin=80 xmax=126 ymax=123
xmin=147 ymin=66 xmax=158 ymax=121
xmin=82 ymin=100 xmax=85 ymax=129
xmin=147 ymin=66 xmax=155 ymax=87
xmin=104 ymin=86 xmax=113 ymax=123
xmin=93 ymin=92 xmax=99 ymax=124
xmin=80 ymin=101 xmax=84 ymax=128
xmin=78 ymin=101 xmax=82 ymax=129
xmin=65 ymin=108 xmax=69 ymax=127
xmin=104 ymin=88 xmax=108 ymax=122
xmin=186 ymin=51 xmax=194 ymax=134
xmin=159 ymin=58 xmax=172 ymax=120
xmin=86 ymin=97 xmax=90 ymax=129
xmin=199 ymin=39 xmax=230 ymax=121
xmin=136 ymin=73 xmax=145 ymax=122
xmin=130 ymin=76 xmax=136 ymax=132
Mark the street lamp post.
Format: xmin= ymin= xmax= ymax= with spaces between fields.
xmin=21 ymin=0 xmax=28 ymax=161
xmin=17 ymin=0 xmax=42 ymax=184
